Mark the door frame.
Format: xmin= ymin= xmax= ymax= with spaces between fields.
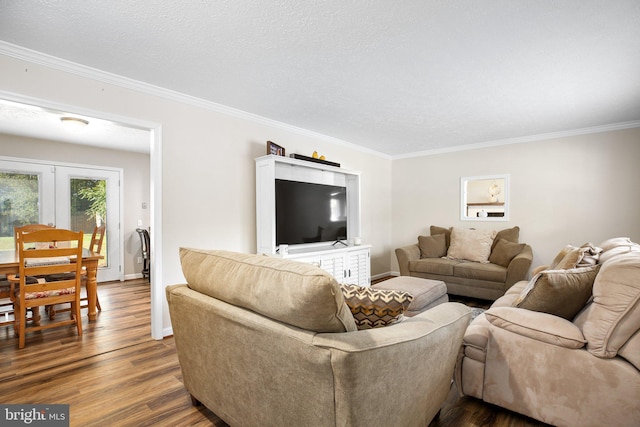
xmin=0 ymin=90 xmax=164 ymax=340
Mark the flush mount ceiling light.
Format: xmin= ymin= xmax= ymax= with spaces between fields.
xmin=60 ymin=116 xmax=89 ymax=132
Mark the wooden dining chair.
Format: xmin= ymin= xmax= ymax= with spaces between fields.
xmin=14 ymin=223 xmax=55 ymax=250
xmin=90 ymin=224 xmax=106 ymax=255
xmin=8 ymin=228 xmax=84 ymax=349
xmin=48 ymin=224 xmax=105 ymax=317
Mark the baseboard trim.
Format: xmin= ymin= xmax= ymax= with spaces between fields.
xmin=124 ymin=273 xmax=144 ymax=281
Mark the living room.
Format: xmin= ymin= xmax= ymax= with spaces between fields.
xmin=1 ymin=2 xmax=639 ymax=425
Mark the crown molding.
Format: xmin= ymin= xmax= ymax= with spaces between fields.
xmin=392 ymin=120 xmax=640 ymax=160
xmin=0 ymin=41 xmax=389 ymax=159
xmin=2 ymin=41 xmax=636 ymax=162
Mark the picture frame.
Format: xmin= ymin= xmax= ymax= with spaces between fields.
xmin=267 ymin=140 xmax=285 ymax=156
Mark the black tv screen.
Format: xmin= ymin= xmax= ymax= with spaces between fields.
xmin=275 ymin=179 xmax=347 ymax=246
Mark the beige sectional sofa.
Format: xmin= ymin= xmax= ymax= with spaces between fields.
xmin=396 ymin=225 xmax=533 ymax=301
xmin=167 ymin=248 xmax=471 ymax=427
xmin=456 ymin=237 xmax=640 ymax=427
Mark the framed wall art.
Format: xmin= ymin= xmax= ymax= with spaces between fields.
xmin=267 ymin=140 xmax=286 ymax=156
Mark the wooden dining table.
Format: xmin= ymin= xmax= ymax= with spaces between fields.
xmin=0 ymin=248 xmax=103 ymax=321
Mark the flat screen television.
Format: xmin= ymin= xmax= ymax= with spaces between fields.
xmin=275 ymin=179 xmax=347 ymax=246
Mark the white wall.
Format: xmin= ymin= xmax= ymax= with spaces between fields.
xmin=0 ymin=53 xmax=394 ymax=335
xmin=4 ymin=51 xmax=637 ymax=335
xmin=391 ymin=128 xmax=640 ymax=273
xmin=0 ymin=133 xmax=150 ymax=278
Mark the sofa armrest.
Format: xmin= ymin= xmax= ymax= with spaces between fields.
xmin=313 ymin=302 xmax=471 ymax=427
xmin=485 ymin=306 xmax=586 ymax=349
xmin=505 ymin=244 xmax=533 ymax=287
xmin=395 ymin=244 xmax=421 ymax=276
xmin=313 ymin=302 xmax=470 ymax=351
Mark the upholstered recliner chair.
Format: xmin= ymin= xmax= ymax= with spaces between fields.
xmin=167 ymin=248 xmax=471 ymax=427
xmin=455 ymin=238 xmax=640 ymax=427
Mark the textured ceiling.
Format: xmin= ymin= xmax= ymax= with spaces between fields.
xmin=1 ymin=1 xmax=639 ymax=156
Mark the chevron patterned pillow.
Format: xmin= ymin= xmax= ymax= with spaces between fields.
xmin=340 ymin=284 xmax=414 ymax=330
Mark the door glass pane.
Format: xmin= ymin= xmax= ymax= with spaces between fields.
xmin=0 ymin=172 xmax=39 ymax=251
xmin=70 ymin=178 xmax=107 ymax=267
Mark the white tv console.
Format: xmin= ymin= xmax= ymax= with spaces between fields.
xmin=255 ymin=155 xmax=370 ymax=286
xmin=278 ymin=244 xmax=371 ymax=287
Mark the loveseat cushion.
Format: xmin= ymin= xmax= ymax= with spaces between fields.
xmin=409 ymin=258 xmax=459 ymax=276
xmin=430 ymin=225 xmax=452 ymax=248
xmin=583 ymin=252 xmax=640 ymax=358
xmin=489 ymin=238 xmax=525 ymax=267
xmin=418 ymin=234 xmax=447 ymax=258
xmin=446 ymin=228 xmax=497 ymax=263
xmin=490 ymin=226 xmax=520 ymax=252
xmin=453 ymin=261 xmax=507 ymax=282
xmin=179 ymin=248 xmax=357 ymax=333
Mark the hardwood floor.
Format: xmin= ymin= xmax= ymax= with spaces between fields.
xmin=0 ymin=278 xmax=547 ymax=426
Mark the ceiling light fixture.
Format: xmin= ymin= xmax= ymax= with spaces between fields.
xmin=60 ymin=116 xmax=89 ymax=132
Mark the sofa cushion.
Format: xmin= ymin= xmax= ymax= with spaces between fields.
xmin=618 ymin=329 xmax=640 ymax=370
xmin=179 ymin=248 xmax=357 ymax=333
xmin=340 ymin=284 xmax=413 ymax=330
xmin=598 ymin=237 xmax=640 ymax=264
xmin=446 ymin=228 xmax=497 ymax=263
xmin=418 ymin=234 xmax=447 ymax=258
xmin=513 ymin=265 xmax=600 ymax=320
xmin=485 ymin=307 xmax=587 ymax=349
xmin=599 ymin=236 xmax=636 ymax=251
xmin=453 ymin=261 xmax=507 ymax=283
xmin=489 ymin=238 xmax=525 ymax=268
xmin=582 ymin=252 xmax=640 ymax=358
xmin=430 ymin=225 xmax=452 ymax=248
xmin=409 ymin=258 xmax=459 ymax=276
xmin=491 ymin=226 xmax=520 ymax=252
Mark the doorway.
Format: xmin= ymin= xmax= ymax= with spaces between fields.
xmin=0 ymin=159 xmax=122 ymax=281
xmin=0 ymin=91 xmax=163 ymax=340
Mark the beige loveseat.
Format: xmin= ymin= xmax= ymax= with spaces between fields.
xmin=167 ymin=248 xmax=471 ymax=427
xmin=396 ymin=226 xmax=533 ymax=301
xmin=455 ymin=238 xmax=640 ymax=427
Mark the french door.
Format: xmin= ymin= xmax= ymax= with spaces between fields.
xmin=0 ymin=159 xmax=121 ymax=282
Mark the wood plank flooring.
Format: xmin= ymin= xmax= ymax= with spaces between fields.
xmin=0 ymin=278 xmax=547 ymax=426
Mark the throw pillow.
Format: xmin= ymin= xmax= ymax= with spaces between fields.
xmin=549 ymin=245 xmax=577 ymax=269
xmin=554 ymin=243 xmax=603 ymax=270
xmin=446 ymin=227 xmax=497 ymax=263
xmin=489 ymin=238 xmax=525 ymax=267
xmin=513 ymin=265 xmax=600 ymax=320
xmin=340 ymin=284 xmax=413 ymax=330
xmin=491 ymin=226 xmax=520 ymax=252
xmin=418 ymin=234 xmax=447 ymax=258
xmin=430 ymin=225 xmax=452 ymax=248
